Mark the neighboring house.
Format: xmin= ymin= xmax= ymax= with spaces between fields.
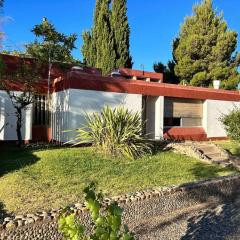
xmin=0 ymin=54 xmax=240 ymax=143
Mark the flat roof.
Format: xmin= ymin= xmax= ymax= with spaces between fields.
xmin=52 ymin=71 xmax=240 ymax=102
xmin=1 ymin=54 xmax=239 ymax=102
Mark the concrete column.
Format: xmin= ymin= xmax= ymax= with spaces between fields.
xmin=146 ymin=77 xmax=151 ymax=82
xmin=132 ymin=76 xmax=137 ymax=80
xmin=202 ymin=100 xmax=208 ymax=137
xmin=154 ymin=96 xmax=164 ymax=139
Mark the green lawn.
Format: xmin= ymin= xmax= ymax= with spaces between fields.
xmin=0 ymin=146 xmax=236 ymax=215
xmin=212 ymin=140 xmax=240 ymax=157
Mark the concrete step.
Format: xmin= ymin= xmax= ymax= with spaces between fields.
xmin=205 ymin=153 xmax=229 ymax=161
xmin=197 ymin=146 xmax=219 ymax=152
xmin=194 ymin=144 xmax=230 ymax=161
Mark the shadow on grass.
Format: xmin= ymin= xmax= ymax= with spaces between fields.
xmin=0 ymin=146 xmax=40 ymax=177
xmin=150 ymin=140 xmax=174 ymax=155
xmin=0 ymin=202 xmax=9 ymax=222
xmin=190 ymin=162 xmax=235 ymax=180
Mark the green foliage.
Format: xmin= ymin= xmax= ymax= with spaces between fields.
xmin=59 ymin=214 xmax=86 ymax=240
xmin=95 ymin=0 xmax=116 ymax=75
xmin=173 ymin=0 xmax=240 ymax=89
xmin=71 ymin=106 xmax=152 ymax=159
xmin=153 ymin=60 xmax=180 ymax=84
xmin=26 ymin=17 xmax=77 ymax=64
xmin=81 ymin=0 xmax=132 ymax=74
xmin=0 ymin=56 xmax=42 ymax=147
xmin=1 ymin=50 xmax=29 ymax=57
xmin=82 ymin=31 xmax=94 ymax=67
xmin=190 ymin=71 xmax=208 ymax=86
xmin=220 ymin=107 xmax=240 ymax=141
xmin=111 ymin=0 xmax=132 ymax=68
xmin=59 ymin=183 xmax=134 ymax=240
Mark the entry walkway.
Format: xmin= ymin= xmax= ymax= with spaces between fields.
xmin=132 ymin=197 xmax=240 ymax=239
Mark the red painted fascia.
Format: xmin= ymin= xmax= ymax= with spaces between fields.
xmin=0 ymin=79 xmax=50 ymax=94
xmin=54 ymin=71 xmax=240 ymax=102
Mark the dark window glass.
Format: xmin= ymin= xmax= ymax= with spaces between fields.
xmin=164 ymin=117 xmax=181 ymax=127
xmin=33 ymin=95 xmax=49 ymax=126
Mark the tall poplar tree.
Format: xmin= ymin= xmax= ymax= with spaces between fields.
xmin=111 ymin=0 xmax=132 ymax=68
xmin=174 ymin=0 xmax=240 ymax=89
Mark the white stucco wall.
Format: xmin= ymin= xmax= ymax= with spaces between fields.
xmin=51 ymin=89 xmax=142 ymax=143
xmin=203 ymin=99 xmax=240 ymax=138
xmin=0 ymin=90 xmax=32 ymax=141
xmin=145 ymin=96 xmax=164 ymax=139
xmin=51 ymin=90 xmax=70 ymax=143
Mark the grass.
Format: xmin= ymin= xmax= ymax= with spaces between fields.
xmin=212 ymin=140 xmax=240 ymax=157
xmin=0 ymin=146 xmax=237 ymax=215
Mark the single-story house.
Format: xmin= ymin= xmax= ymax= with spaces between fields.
xmin=0 ymin=54 xmax=240 ymax=144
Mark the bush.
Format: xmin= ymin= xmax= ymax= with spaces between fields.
xmin=220 ymin=107 xmax=240 ymax=141
xmin=72 ymin=106 xmax=152 ymax=159
xmin=59 ymin=183 xmax=134 ymax=240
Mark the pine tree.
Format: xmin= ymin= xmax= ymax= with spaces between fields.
xmin=111 ymin=0 xmax=132 ymax=68
xmin=174 ymin=0 xmax=240 ymax=89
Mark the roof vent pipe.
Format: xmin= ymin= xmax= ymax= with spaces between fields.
xmin=213 ymin=80 xmax=221 ymax=90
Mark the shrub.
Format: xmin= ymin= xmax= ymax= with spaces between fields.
xmin=72 ymin=106 xmax=152 ymax=159
xmin=59 ymin=183 xmax=134 ymax=240
xmin=220 ymin=107 xmax=240 ymax=141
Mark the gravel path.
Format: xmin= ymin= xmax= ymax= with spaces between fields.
xmin=131 ymin=198 xmax=240 ymax=240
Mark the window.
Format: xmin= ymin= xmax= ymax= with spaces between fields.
xmin=164 ymin=97 xmax=203 ymax=128
xmin=164 ymin=117 xmax=181 ymax=127
xmin=33 ymin=95 xmax=49 ymax=126
xmin=181 ymin=118 xmax=202 ymax=127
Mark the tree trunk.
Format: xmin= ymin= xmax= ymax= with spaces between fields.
xmin=16 ymin=108 xmax=23 ymax=147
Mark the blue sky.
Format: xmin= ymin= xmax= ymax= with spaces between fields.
xmin=2 ymin=0 xmax=240 ymax=71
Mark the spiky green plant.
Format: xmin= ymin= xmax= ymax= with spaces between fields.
xmin=73 ymin=106 xmax=152 ymax=159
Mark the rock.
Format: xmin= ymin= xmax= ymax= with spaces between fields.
xmin=17 ymin=220 xmax=24 ymax=227
xmin=32 ymin=215 xmax=40 ymax=221
xmin=15 ymin=215 xmax=24 ymax=220
xmin=6 ymin=221 xmax=16 ymax=229
xmin=25 ymin=218 xmax=34 ymax=224
xmin=74 ymin=203 xmax=82 ymax=209
xmin=4 ymin=217 xmax=12 ymax=222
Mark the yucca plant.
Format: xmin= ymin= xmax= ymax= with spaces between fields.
xmin=72 ymin=106 xmax=152 ymax=159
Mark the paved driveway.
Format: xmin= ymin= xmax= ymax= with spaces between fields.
xmin=132 ymin=198 xmax=240 ymax=240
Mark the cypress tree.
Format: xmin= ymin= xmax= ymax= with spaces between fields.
xmin=111 ymin=0 xmax=132 ymax=68
xmin=81 ymin=0 xmax=132 ymax=74
xmin=82 ymin=31 xmax=94 ymax=66
xmin=81 ymin=0 xmax=101 ymax=68
xmin=94 ymin=0 xmax=116 ymax=74
xmin=174 ymin=0 xmax=240 ymax=89
xmin=82 ymin=0 xmax=116 ymax=74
